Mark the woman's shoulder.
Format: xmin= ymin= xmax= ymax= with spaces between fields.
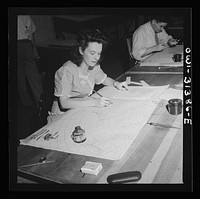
xmin=59 ymin=61 xmax=78 ymax=73
xmin=55 ymin=61 xmax=77 ymax=77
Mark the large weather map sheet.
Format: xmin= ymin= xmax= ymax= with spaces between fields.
xmin=20 ymin=85 xmax=169 ymax=160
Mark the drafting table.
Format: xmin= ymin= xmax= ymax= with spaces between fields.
xmin=17 ymin=69 xmax=183 ymax=184
xmin=127 ymin=45 xmax=183 ymax=75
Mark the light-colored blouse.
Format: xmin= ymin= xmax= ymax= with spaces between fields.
xmin=50 ymin=60 xmax=107 ymax=115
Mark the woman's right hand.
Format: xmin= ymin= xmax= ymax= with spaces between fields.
xmin=95 ymin=97 xmax=111 ymax=107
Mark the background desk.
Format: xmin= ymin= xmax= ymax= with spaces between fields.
xmin=17 ymin=71 xmax=183 ymax=184
xmin=128 ymin=45 xmax=183 ymax=75
xmin=140 ymin=45 xmax=183 ymax=67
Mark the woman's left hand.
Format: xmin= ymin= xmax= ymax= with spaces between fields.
xmin=114 ymin=81 xmax=129 ymax=91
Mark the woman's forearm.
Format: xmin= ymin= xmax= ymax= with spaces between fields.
xmin=60 ymin=96 xmax=96 ymax=109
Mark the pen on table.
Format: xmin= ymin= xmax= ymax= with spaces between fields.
xmin=30 ymin=128 xmax=46 ymax=140
xmin=19 ymin=160 xmax=55 ymax=168
xmin=36 ymin=129 xmax=50 ymax=140
xmin=147 ymin=122 xmax=180 ymax=129
xmin=82 ymin=173 xmax=86 ymax=178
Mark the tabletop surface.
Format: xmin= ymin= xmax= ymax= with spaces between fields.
xmin=127 ymin=45 xmax=183 ymax=75
xmin=17 ymin=69 xmax=183 ymax=184
xmin=139 ymin=45 xmax=183 ymax=67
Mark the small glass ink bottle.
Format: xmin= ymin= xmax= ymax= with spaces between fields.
xmin=71 ymin=126 xmax=86 ymax=143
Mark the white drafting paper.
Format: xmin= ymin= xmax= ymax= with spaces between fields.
xmin=105 ymin=85 xmax=169 ymax=100
xmin=140 ymin=45 xmax=183 ymax=67
xmin=159 ymin=88 xmax=183 ymax=101
xmin=20 ymin=85 xmax=169 ymax=160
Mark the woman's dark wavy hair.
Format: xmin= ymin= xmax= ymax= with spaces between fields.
xmin=70 ymin=28 xmax=107 ymax=66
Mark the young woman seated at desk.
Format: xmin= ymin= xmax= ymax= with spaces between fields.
xmin=48 ymin=29 xmax=128 ymax=123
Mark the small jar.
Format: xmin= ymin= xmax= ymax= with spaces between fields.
xmin=168 ymin=98 xmax=182 ymax=115
xmin=71 ymin=126 xmax=86 ymax=143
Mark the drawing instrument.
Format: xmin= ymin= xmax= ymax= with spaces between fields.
xmin=29 ymin=128 xmax=46 ymax=140
xmin=126 ymin=76 xmax=142 ymax=86
xmin=19 ymin=160 xmax=55 ymax=168
xmin=147 ymin=122 xmax=180 ymax=129
xmin=82 ymin=173 xmax=86 ymax=178
xmin=36 ymin=130 xmax=50 ymax=140
xmin=126 ymin=76 xmax=149 ymax=86
xmin=92 ymin=89 xmax=103 ymax=97
xmin=92 ymin=90 xmax=113 ymax=104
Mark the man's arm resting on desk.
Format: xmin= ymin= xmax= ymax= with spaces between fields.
xmin=141 ymin=44 xmax=166 ymax=58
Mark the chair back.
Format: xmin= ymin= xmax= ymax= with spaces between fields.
xmin=126 ymin=36 xmax=139 ymax=66
xmin=126 ymin=37 xmax=134 ymax=60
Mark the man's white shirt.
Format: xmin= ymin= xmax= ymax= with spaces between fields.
xmin=131 ymin=22 xmax=172 ymax=61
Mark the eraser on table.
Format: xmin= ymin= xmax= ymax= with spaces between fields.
xmin=81 ymin=161 xmax=102 ymax=176
xmin=107 ymin=171 xmax=142 ymax=184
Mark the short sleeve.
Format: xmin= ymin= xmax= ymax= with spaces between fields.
xmin=94 ymin=65 xmax=107 ymax=85
xmin=54 ymin=65 xmax=73 ymax=97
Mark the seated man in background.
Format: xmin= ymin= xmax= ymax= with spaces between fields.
xmin=131 ymin=15 xmax=179 ymax=61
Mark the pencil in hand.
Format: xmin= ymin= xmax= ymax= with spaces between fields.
xmin=92 ymin=90 xmax=113 ymax=104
